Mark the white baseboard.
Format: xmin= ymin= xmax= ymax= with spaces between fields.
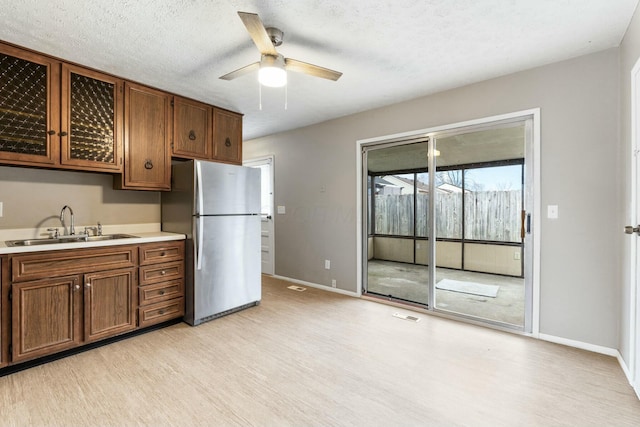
xmin=272 ymin=275 xmax=360 ymax=297
xmin=538 ymin=333 xmax=619 ymax=357
xmin=617 ymin=351 xmax=633 ymax=384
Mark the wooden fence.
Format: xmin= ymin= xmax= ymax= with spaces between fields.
xmin=374 ymin=190 xmax=522 ymax=242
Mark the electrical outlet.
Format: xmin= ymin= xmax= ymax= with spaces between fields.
xmin=514 ymin=251 xmax=521 ymax=260
xmin=325 ymin=259 xmax=330 ymax=270
xmin=331 ymin=279 xmax=336 ymax=287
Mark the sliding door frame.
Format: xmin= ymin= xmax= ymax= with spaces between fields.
xmin=356 ymin=108 xmax=540 ymax=335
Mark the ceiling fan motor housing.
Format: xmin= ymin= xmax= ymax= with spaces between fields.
xmin=266 ymin=27 xmax=284 ymax=46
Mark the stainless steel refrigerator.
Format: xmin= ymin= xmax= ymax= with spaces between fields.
xmin=161 ymin=160 xmax=261 ymax=326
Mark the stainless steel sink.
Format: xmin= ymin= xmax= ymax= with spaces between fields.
xmin=5 ymin=234 xmax=139 ymax=247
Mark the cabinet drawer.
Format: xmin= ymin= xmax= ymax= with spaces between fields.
xmin=139 ymin=279 xmax=184 ymax=306
xmin=139 ymin=261 xmax=184 ymax=285
xmin=138 ymin=297 xmax=184 ymax=328
xmin=139 ymin=241 xmax=184 ymax=265
xmin=12 ymin=245 xmax=137 ymax=282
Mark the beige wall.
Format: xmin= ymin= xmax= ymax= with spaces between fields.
xmin=0 ymin=166 xmax=160 ymax=231
xmin=245 ymin=48 xmax=620 ymax=349
xmin=619 ymin=6 xmax=640 ymax=369
xmin=372 ymin=237 xmax=412 ymax=263
xmin=375 ymin=238 xmax=518 ymax=275
xmin=464 ymin=243 xmax=521 ymax=276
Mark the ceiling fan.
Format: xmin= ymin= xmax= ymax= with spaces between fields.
xmin=219 ymin=11 xmax=343 ymax=87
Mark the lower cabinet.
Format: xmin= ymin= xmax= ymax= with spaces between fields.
xmin=12 ymin=275 xmax=82 ymax=362
xmin=2 ymin=240 xmax=185 ymax=367
xmin=84 ymin=268 xmax=136 ymax=343
xmin=138 ymin=241 xmax=185 ymax=327
xmin=0 ymin=256 xmax=6 ymax=368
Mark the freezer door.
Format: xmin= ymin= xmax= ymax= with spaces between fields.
xmin=196 ymin=160 xmax=261 ymax=215
xmin=192 ymin=215 xmax=261 ymax=323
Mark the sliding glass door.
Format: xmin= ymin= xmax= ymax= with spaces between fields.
xmin=432 ymin=129 xmax=525 ymax=327
xmin=363 ymin=116 xmax=533 ymax=331
xmin=365 ymin=139 xmax=430 ymax=305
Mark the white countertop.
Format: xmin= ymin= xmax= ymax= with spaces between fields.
xmin=0 ymin=224 xmax=185 ymax=255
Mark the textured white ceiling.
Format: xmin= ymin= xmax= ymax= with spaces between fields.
xmin=0 ymin=0 xmax=637 ymax=140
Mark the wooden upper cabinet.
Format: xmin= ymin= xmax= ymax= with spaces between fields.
xmin=0 ymin=43 xmax=60 ymax=167
xmin=172 ymin=96 xmax=212 ymax=159
xmin=212 ymin=108 xmax=242 ymax=164
xmin=60 ymin=64 xmax=123 ymax=172
xmin=117 ymin=82 xmax=171 ymax=191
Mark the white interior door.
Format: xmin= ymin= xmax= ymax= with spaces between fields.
xmin=244 ymin=156 xmax=275 ymax=275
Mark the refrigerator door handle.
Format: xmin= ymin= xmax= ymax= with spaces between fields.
xmin=196 ymin=161 xmax=204 ymax=216
xmin=196 ymin=215 xmax=204 ymax=270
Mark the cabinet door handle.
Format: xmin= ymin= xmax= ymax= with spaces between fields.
xmin=74 ymin=284 xmax=80 ymax=291
xmin=225 ymin=137 xmax=231 ymax=147
xmin=188 ymin=130 xmax=196 ymax=140
xmin=47 ymin=130 xmax=56 ymax=135
xmin=144 ymin=160 xmax=153 ymax=169
xmin=59 ymin=131 xmax=68 ymax=137
xmin=85 ymin=283 xmax=91 ymax=288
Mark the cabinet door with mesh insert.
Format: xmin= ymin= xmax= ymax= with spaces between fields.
xmin=0 ymin=44 xmax=59 ymax=166
xmin=60 ymin=64 xmax=123 ymax=172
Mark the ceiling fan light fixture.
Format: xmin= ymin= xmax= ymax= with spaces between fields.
xmin=259 ymin=54 xmax=287 ymax=87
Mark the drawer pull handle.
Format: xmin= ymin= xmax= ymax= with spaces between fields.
xmin=85 ymin=283 xmax=91 ymax=288
xmin=161 ymin=270 xmax=166 ymax=275
xmin=159 ymin=290 xmax=165 ymax=295
xmin=74 ymin=284 xmax=80 ymax=291
xmin=158 ymin=310 xmax=165 ymax=315
xmin=160 ymin=252 xmax=166 ymax=257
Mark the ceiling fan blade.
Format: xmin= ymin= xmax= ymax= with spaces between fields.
xmin=284 ymin=58 xmax=342 ymax=81
xmin=219 ymin=62 xmax=260 ymax=80
xmin=237 ymin=12 xmax=278 ymax=56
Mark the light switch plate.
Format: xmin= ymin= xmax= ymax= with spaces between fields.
xmin=277 ymin=205 xmax=286 ymax=214
xmin=547 ymin=205 xmax=558 ymax=219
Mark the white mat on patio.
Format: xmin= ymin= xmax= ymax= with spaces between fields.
xmin=435 ymin=279 xmax=500 ymax=298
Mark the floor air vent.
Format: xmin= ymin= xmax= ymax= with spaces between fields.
xmin=287 ymin=285 xmax=307 ymax=292
xmin=393 ymin=313 xmax=421 ymax=322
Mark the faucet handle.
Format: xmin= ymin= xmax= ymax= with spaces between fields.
xmin=47 ymin=228 xmax=59 ymax=239
xmin=97 ymin=222 xmax=102 ymax=236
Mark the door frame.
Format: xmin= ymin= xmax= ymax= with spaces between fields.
xmin=629 ymin=56 xmax=640 ymax=397
xmin=356 ymin=108 xmax=541 ymax=335
xmin=244 ymin=155 xmax=276 ymax=276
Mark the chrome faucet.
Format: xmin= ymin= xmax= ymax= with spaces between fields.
xmin=60 ymin=205 xmax=75 ymax=235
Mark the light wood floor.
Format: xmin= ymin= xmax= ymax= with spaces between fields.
xmin=1 ymin=275 xmax=640 ymax=426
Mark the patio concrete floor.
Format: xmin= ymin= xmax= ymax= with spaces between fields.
xmin=366 ymin=259 xmax=525 ymax=327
